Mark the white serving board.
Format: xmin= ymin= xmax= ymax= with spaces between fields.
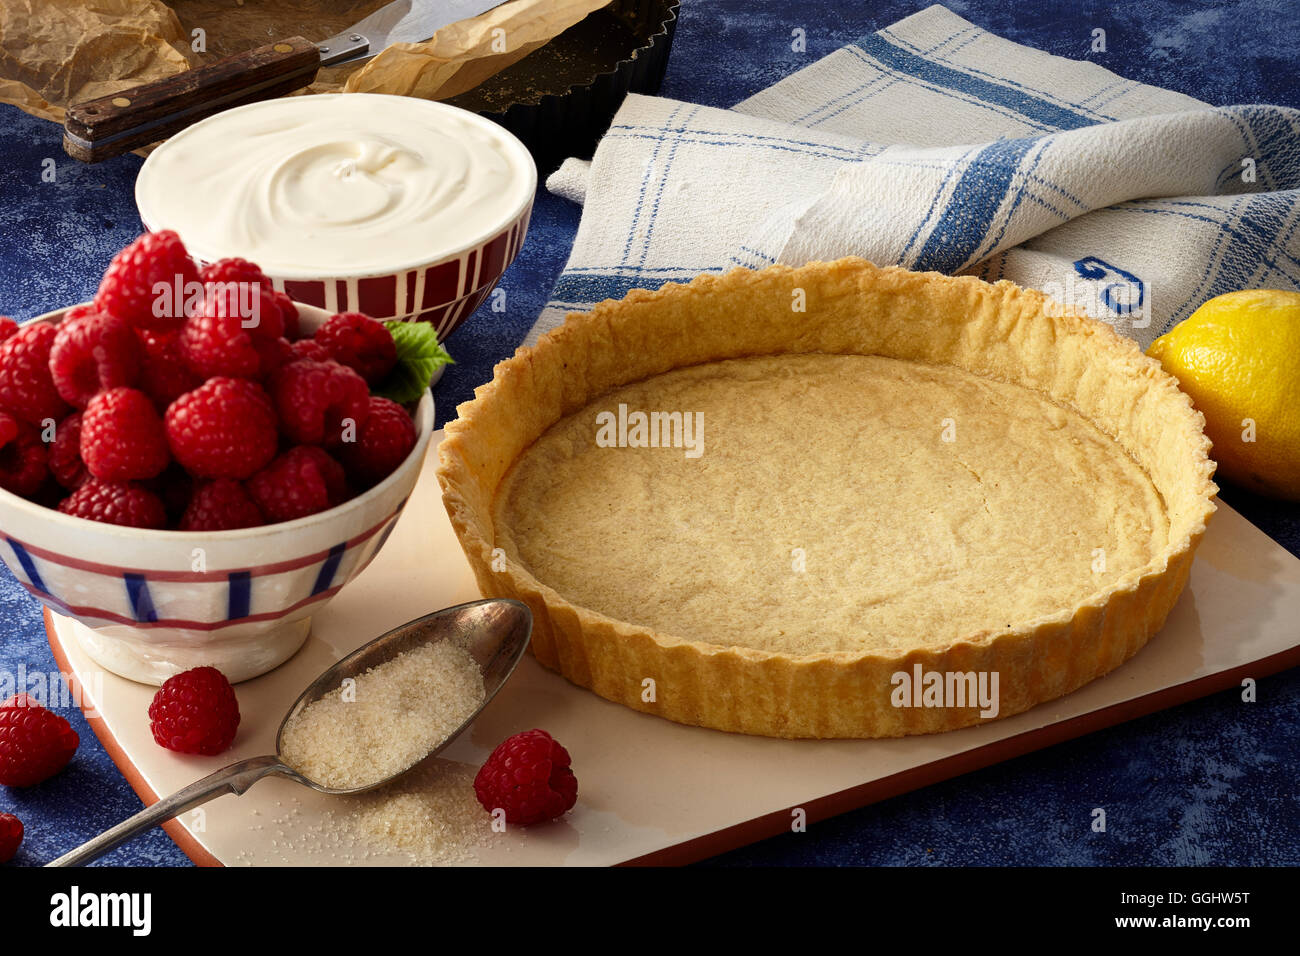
xmin=48 ymin=433 xmax=1300 ymax=866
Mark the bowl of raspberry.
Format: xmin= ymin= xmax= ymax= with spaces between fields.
xmin=134 ymin=94 xmax=536 ymax=344
xmin=0 ymin=232 xmax=439 ymax=686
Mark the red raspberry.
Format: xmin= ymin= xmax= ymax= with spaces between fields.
xmin=179 ymin=311 xmax=253 ymax=380
xmin=48 ymin=412 xmax=87 ymax=490
xmin=199 ymin=257 xmax=272 ymax=290
xmin=0 ymin=322 xmax=70 ymax=427
xmin=0 ymin=316 xmax=18 ymax=344
xmin=80 ymin=387 xmax=170 ymax=481
xmin=136 ymin=329 xmax=201 ymax=411
xmin=95 ymin=230 xmax=199 ymax=331
xmin=339 ymin=397 xmax=417 ymax=488
xmin=178 ymin=288 xmax=281 ymax=381
xmin=269 ymin=359 xmax=369 ymax=446
xmin=287 ymin=338 xmax=330 ymax=363
xmin=164 ymin=377 xmax=278 ymax=479
xmin=0 ymin=693 xmax=79 ymax=787
xmin=274 ymin=291 xmax=299 ymax=341
xmin=314 ymin=312 xmax=397 ymax=384
xmin=58 ymin=479 xmax=167 ymax=529
xmin=205 ymin=278 xmax=284 ymax=340
xmin=180 ymin=478 xmax=265 ymax=531
xmin=48 ymin=305 xmax=143 ymax=408
xmin=0 ymin=812 xmax=21 ymax=863
xmin=474 ymin=729 xmax=578 ymax=826
xmin=148 ymin=666 xmax=240 ymax=756
xmin=0 ymin=412 xmax=48 ymax=498
xmin=247 ymin=446 xmax=347 ymax=523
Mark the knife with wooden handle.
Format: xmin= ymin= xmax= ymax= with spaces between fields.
xmin=63 ymin=0 xmax=504 ymax=163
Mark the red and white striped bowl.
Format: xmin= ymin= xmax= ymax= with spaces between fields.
xmin=0 ymin=304 xmax=434 ymax=685
xmin=267 ymin=201 xmax=533 ymax=341
xmin=137 ymin=97 xmax=537 ymax=343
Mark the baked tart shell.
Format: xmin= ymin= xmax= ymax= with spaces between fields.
xmin=437 ymin=258 xmax=1217 ymax=738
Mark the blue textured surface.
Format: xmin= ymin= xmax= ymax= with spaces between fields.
xmin=1 ymin=0 xmax=1298 ymax=867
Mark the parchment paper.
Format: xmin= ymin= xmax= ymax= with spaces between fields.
xmin=0 ymin=0 xmax=609 ymax=125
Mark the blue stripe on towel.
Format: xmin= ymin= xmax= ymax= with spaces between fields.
xmin=912 ymin=137 xmax=1038 ymax=273
xmin=1235 ymin=105 xmax=1300 ymax=190
xmin=551 ymin=273 xmax=674 ymax=304
xmin=6 ymin=539 xmax=47 ymax=594
xmin=123 ymin=573 xmax=158 ymax=623
xmin=227 ymin=571 xmax=251 ymax=621
xmin=311 ymin=543 xmax=347 ymax=596
xmin=853 ymin=33 xmax=1098 ymax=131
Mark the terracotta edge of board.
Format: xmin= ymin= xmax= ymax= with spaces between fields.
xmin=46 ymin=607 xmax=223 ymax=868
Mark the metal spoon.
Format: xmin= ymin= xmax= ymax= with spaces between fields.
xmin=47 ymin=598 xmax=532 ymax=867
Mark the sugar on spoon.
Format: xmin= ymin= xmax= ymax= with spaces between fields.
xmin=47 ymin=598 xmax=532 ymax=867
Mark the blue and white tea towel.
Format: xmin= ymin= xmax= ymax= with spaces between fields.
xmin=528 ymin=3 xmax=1300 ymax=349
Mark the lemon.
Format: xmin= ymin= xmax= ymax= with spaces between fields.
xmin=1147 ymin=289 xmax=1300 ymax=500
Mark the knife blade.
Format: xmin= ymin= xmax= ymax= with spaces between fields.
xmin=318 ymin=0 xmax=506 ymax=67
xmin=63 ymin=0 xmax=505 ymax=163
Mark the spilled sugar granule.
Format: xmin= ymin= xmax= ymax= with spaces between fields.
xmin=239 ymin=761 xmax=492 ymax=866
xmin=337 ymin=761 xmax=491 ymax=865
xmin=279 ymin=640 xmax=486 ymax=790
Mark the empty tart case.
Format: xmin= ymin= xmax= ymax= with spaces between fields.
xmin=446 ymin=0 xmax=680 ymax=173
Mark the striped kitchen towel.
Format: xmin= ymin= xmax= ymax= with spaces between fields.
xmin=527 ymin=3 xmax=1300 ymax=349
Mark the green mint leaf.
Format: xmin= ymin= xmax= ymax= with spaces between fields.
xmin=375 ymin=320 xmax=454 ymax=404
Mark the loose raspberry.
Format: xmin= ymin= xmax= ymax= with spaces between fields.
xmin=95 ymin=230 xmax=199 ymax=332
xmin=80 ymin=387 xmax=170 ymax=481
xmin=0 ymin=412 xmax=48 ymax=498
xmin=0 ymin=316 xmax=18 ymax=344
xmin=473 ymin=729 xmax=578 ymax=826
xmin=164 ymin=378 xmax=278 ymax=479
xmin=48 ymin=412 xmax=87 ymax=489
xmin=148 ymin=667 xmax=241 ymax=756
xmin=273 ymin=291 xmax=299 ymax=341
xmin=0 ymin=322 xmax=70 ymax=427
xmin=58 ymin=479 xmax=167 ymax=529
xmin=339 ymin=397 xmax=417 ymax=488
xmin=180 ymin=479 xmax=265 ymax=531
xmin=48 ymin=305 xmax=143 ymax=408
xmin=287 ymin=338 xmax=330 ymax=363
xmin=246 ymin=446 xmax=347 ymax=523
xmin=314 ymin=312 xmax=397 ymax=385
xmin=0 ymin=812 xmax=21 ymax=863
xmin=0 ymin=693 xmax=79 ymax=787
xmin=136 ymin=329 xmax=201 ymax=411
xmin=270 ymin=359 xmax=369 ymax=446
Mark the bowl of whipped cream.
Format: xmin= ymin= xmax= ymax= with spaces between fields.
xmin=135 ymin=93 xmax=536 ymax=343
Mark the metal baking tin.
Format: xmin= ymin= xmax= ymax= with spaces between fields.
xmin=447 ymin=0 xmax=680 ymax=173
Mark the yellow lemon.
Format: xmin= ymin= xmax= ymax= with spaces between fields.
xmin=1147 ymin=289 xmax=1300 ymax=499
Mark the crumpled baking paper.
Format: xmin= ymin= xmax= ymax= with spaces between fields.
xmin=0 ymin=0 xmax=609 ymax=125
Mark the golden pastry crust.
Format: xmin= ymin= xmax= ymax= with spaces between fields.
xmin=495 ymin=353 xmax=1170 ymax=657
xmin=436 ymin=258 xmax=1217 ymax=738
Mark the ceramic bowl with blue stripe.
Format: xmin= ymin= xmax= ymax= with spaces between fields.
xmin=0 ymin=303 xmax=435 ymax=685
